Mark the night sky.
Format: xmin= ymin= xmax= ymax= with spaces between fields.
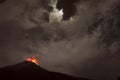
xmin=0 ymin=0 xmax=120 ymax=80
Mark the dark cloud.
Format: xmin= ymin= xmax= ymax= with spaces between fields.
xmin=0 ymin=0 xmax=6 ymax=4
xmin=57 ymin=0 xmax=80 ymax=20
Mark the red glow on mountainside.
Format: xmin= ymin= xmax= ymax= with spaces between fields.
xmin=26 ymin=57 xmax=39 ymax=65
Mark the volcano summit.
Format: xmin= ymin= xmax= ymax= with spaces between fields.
xmin=0 ymin=58 xmax=92 ymax=80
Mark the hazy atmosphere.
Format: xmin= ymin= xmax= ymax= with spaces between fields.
xmin=0 ymin=0 xmax=120 ymax=80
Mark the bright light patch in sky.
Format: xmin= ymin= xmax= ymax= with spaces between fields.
xmin=49 ymin=0 xmax=64 ymax=23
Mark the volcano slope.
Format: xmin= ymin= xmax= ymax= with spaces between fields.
xmin=0 ymin=61 xmax=93 ymax=80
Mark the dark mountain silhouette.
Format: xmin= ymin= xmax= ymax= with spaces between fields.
xmin=0 ymin=61 xmax=93 ymax=80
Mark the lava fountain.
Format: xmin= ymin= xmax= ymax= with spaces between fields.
xmin=26 ymin=57 xmax=39 ymax=65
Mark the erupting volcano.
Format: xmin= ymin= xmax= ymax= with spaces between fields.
xmin=0 ymin=57 xmax=93 ymax=80
xmin=26 ymin=57 xmax=39 ymax=65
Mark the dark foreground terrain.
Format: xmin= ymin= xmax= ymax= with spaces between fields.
xmin=0 ymin=61 xmax=92 ymax=80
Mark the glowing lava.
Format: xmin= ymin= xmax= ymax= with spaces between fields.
xmin=26 ymin=57 xmax=39 ymax=65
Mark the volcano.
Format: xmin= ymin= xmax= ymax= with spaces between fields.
xmin=0 ymin=59 xmax=92 ymax=80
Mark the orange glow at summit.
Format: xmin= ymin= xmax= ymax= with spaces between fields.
xmin=26 ymin=57 xmax=39 ymax=65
